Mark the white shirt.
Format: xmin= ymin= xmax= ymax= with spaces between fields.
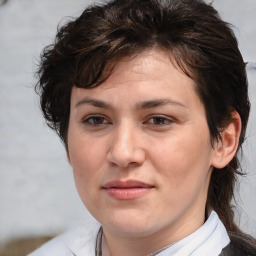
xmin=28 ymin=211 xmax=230 ymax=256
xmin=27 ymin=223 xmax=100 ymax=256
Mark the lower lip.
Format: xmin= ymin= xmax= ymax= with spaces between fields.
xmin=104 ymin=187 xmax=152 ymax=200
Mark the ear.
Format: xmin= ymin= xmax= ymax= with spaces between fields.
xmin=66 ymin=150 xmax=72 ymax=166
xmin=211 ymin=111 xmax=241 ymax=169
xmin=65 ymin=140 xmax=72 ymax=165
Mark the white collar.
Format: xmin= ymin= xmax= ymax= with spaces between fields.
xmin=68 ymin=211 xmax=229 ymax=256
xmin=152 ymin=211 xmax=230 ymax=256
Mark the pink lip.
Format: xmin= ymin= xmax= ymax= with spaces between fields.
xmin=102 ymin=180 xmax=154 ymax=200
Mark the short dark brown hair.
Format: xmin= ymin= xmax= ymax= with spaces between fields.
xmin=36 ymin=0 xmax=250 ymax=234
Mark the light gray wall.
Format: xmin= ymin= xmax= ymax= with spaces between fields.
xmin=0 ymin=0 xmax=255 ymax=245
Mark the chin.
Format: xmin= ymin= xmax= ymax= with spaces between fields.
xmin=100 ymin=211 xmax=163 ymax=238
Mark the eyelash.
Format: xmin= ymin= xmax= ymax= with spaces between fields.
xmin=82 ymin=115 xmax=111 ymax=126
xmin=145 ymin=115 xmax=174 ymax=126
xmin=82 ymin=114 xmax=174 ymax=128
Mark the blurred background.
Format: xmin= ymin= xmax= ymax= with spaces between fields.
xmin=0 ymin=0 xmax=255 ymax=254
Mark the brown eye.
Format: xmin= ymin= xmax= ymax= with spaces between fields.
xmin=83 ymin=115 xmax=110 ymax=126
xmin=147 ymin=116 xmax=172 ymax=125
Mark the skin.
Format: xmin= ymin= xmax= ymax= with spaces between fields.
xmin=67 ymin=49 xmax=239 ymax=256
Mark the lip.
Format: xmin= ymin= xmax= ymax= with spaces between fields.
xmin=102 ymin=179 xmax=154 ymax=200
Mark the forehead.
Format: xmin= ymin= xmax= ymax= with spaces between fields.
xmin=70 ymin=49 xmax=204 ymax=113
xmin=104 ymin=49 xmax=193 ymax=87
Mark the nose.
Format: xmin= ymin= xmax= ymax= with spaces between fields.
xmin=107 ymin=122 xmax=146 ymax=168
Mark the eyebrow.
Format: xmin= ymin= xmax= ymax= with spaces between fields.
xmin=75 ymin=97 xmax=187 ymax=109
xmin=75 ymin=97 xmax=113 ymax=109
xmin=136 ymin=98 xmax=187 ymax=109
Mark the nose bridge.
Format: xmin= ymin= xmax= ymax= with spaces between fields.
xmin=107 ymin=119 xmax=145 ymax=167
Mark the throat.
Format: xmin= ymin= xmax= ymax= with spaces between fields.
xmin=96 ymin=227 xmax=174 ymax=256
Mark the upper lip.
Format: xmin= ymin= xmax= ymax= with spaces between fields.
xmin=103 ymin=179 xmax=154 ymax=189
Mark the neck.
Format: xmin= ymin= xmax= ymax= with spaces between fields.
xmin=102 ymin=210 xmax=206 ymax=256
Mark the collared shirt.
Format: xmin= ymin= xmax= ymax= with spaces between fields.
xmin=28 ymin=211 xmax=230 ymax=256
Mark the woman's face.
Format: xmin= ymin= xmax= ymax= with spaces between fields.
xmin=67 ymin=49 xmax=218 ymax=243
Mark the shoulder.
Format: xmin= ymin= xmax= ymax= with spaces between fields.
xmin=221 ymin=233 xmax=256 ymax=256
xmin=27 ymin=223 xmax=100 ymax=256
xmin=27 ymin=233 xmax=74 ymax=256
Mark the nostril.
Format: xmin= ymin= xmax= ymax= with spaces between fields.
xmin=128 ymin=161 xmax=141 ymax=168
xmin=107 ymin=147 xmax=146 ymax=168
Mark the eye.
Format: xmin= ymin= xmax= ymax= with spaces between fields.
xmin=146 ymin=115 xmax=173 ymax=126
xmin=83 ymin=115 xmax=110 ymax=126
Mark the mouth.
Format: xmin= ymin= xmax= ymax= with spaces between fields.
xmin=102 ymin=180 xmax=154 ymax=200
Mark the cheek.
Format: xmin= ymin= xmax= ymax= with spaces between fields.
xmin=151 ymin=132 xmax=213 ymax=187
xmin=150 ymin=136 xmax=213 ymax=217
xmin=68 ymin=130 xmax=103 ymax=185
xmin=68 ymin=137 xmax=104 ymax=209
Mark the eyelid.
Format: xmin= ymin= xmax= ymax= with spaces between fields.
xmin=82 ymin=114 xmax=111 ymax=126
xmin=144 ymin=115 xmax=175 ymax=125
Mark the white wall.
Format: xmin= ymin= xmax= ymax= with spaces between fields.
xmin=0 ymin=0 xmax=255 ymax=245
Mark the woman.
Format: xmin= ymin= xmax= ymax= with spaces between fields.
xmin=29 ymin=0 xmax=256 ymax=255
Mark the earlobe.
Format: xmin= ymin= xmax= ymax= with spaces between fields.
xmin=211 ymin=112 xmax=241 ymax=169
xmin=65 ymin=140 xmax=72 ymax=165
xmin=66 ymin=151 xmax=72 ymax=166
